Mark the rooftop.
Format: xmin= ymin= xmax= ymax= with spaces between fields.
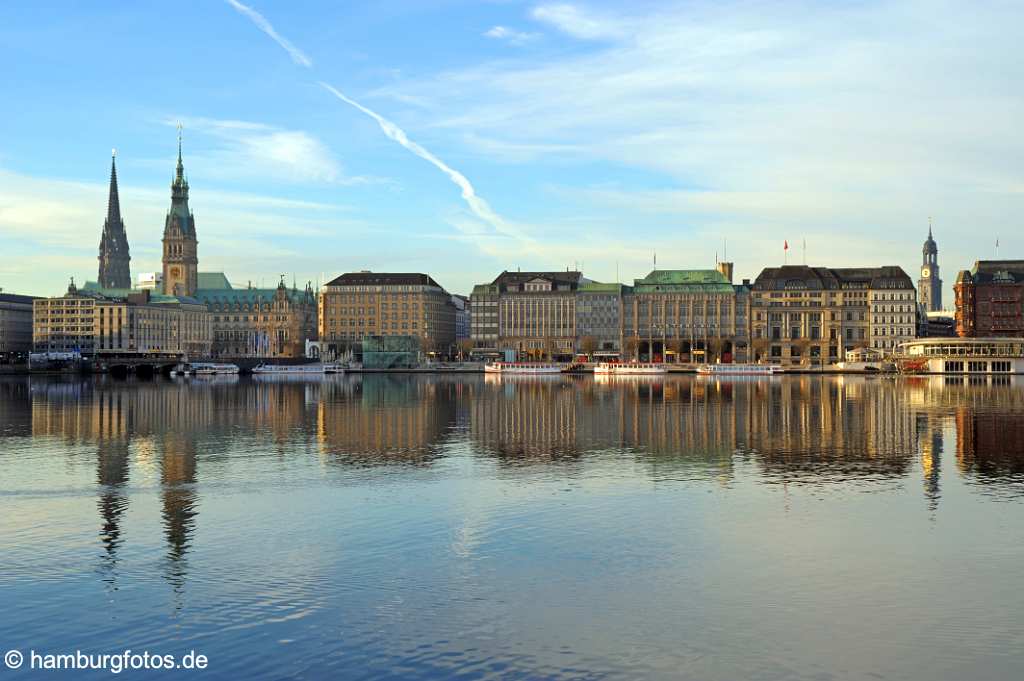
xmin=325 ymin=272 xmax=446 ymax=289
xmin=633 ymin=269 xmax=735 ymax=293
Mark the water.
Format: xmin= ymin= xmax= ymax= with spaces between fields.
xmin=2 ymin=374 xmax=1023 ymax=680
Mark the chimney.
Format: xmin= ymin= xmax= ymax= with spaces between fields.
xmin=717 ymin=261 xmax=734 ymax=283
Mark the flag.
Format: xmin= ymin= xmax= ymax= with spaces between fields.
xmin=784 ymin=240 xmax=789 ymax=251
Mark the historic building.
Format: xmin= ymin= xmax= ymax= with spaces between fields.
xmin=33 ymin=280 xmax=211 ymax=357
xmin=0 ymin=293 xmax=38 ymax=359
xmin=318 ymin=272 xmax=456 ymax=359
xmin=162 ymin=131 xmax=199 ymax=297
xmin=470 ymin=271 xmax=583 ymax=360
xmin=751 ymin=265 xmax=915 ymax=364
xmin=918 ymin=225 xmax=942 ymax=312
xmin=621 ymin=266 xmax=750 ymax=363
xmin=97 ymin=153 xmax=132 ymax=289
xmin=194 ymin=274 xmax=318 ymax=358
xmin=954 ymin=260 xmax=1024 ymax=337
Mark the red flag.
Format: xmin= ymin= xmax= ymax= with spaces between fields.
xmin=784 ymin=240 xmax=789 ymax=251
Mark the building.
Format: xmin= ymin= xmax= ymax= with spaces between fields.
xmin=621 ymin=267 xmax=749 ymax=363
xmin=319 ymin=272 xmax=456 ymax=359
xmin=162 ymin=130 xmax=199 ymax=297
xmin=33 ymin=281 xmax=211 ymax=358
xmin=194 ymin=274 xmax=318 ymax=358
xmin=954 ymin=260 xmax=1024 ymax=337
xmin=452 ymin=294 xmax=471 ymax=341
xmin=97 ymin=153 xmax=131 ymax=289
xmin=751 ymin=265 xmax=915 ymax=364
xmin=918 ymin=225 xmax=942 ymax=312
xmin=922 ymin=310 xmax=957 ymax=338
xmin=475 ymin=271 xmax=583 ymax=361
xmin=0 ymin=292 xmax=38 ymax=360
xmin=138 ymin=272 xmax=163 ymax=290
xmin=575 ymin=282 xmax=625 ymax=358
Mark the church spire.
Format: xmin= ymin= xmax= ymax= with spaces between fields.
xmin=98 ymin=149 xmax=132 ymax=289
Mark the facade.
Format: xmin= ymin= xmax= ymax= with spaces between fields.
xmin=0 ymin=293 xmax=38 ymax=359
xmin=33 ymin=282 xmax=211 ymax=357
xmin=97 ymin=153 xmax=132 ymax=289
xmin=622 ymin=269 xmax=749 ymax=363
xmin=452 ymin=294 xmax=471 ymax=340
xmin=195 ymin=273 xmax=318 ymax=358
xmin=469 ymin=283 xmax=500 ymax=356
xmin=138 ymin=272 xmax=163 ymax=290
xmin=918 ymin=226 xmax=942 ymax=312
xmin=954 ymin=260 xmax=1024 ymax=337
xmin=751 ymin=265 xmax=915 ymax=364
xmin=319 ymin=272 xmax=456 ymax=359
xmin=162 ymin=133 xmax=199 ymax=297
xmin=575 ymin=282 xmax=625 ymax=356
xmin=482 ymin=271 xmax=583 ymax=360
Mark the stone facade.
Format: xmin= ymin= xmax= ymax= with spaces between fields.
xmin=33 ymin=283 xmax=211 ymax=357
xmin=319 ymin=272 xmax=455 ymax=359
xmin=751 ymin=265 xmax=915 ymax=365
xmin=954 ymin=260 xmax=1024 ymax=337
xmin=195 ymin=273 xmax=317 ymax=358
xmin=575 ymin=282 xmax=624 ymax=356
xmin=622 ymin=270 xmax=750 ymax=363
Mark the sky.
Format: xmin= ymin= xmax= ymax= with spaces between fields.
xmin=1 ymin=0 xmax=1021 ymax=300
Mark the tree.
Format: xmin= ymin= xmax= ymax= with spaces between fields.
xmin=752 ymin=338 xmax=770 ymax=363
xmin=457 ymin=338 xmax=474 ymax=360
xmin=666 ymin=339 xmax=684 ymax=363
xmin=579 ymin=335 xmax=598 ymax=359
xmin=543 ymin=336 xmax=557 ymax=360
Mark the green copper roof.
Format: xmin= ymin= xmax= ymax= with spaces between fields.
xmin=633 ymin=269 xmax=734 ymax=292
xmin=578 ymin=281 xmax=625 ymax=293
xmin=194 ymin=287 xmax=310 ymax=306
xmin=197 ymin=272 xmax=233 ymax=290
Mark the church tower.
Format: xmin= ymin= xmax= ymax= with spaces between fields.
xmin=162 ymin=126 xmax=199 ymax=297
xmin=98 ymin=151 xmax=131 ymax=289
xmin=918 ymin=222 xmax=942 ymax=311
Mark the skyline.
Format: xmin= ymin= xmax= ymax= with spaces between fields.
xmin=2 ymin=0 xmax=1021 ymax=299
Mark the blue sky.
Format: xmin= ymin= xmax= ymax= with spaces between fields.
xmin=1 ymin=0 xmax=1021 ymax=300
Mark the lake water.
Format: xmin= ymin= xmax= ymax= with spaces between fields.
xmin=1 ymin=374 xmax=1023 ymax=680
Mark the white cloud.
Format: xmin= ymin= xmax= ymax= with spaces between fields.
xmin=224 ymin=0 xmax=312 ymax=67
xmin=484 ymin=25 xmax=541 ymax=46
xmin=164 ymin=117 xmax=374 ymax=186
xmin=530 ymin=3 xmax=624 ymax=40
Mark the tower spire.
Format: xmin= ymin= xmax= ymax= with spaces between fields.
xmin=106 ymin=150 xmax=122 ymax=227
xmin=175 ymin=122 xmax=185 ymax=185
xmin=98 ymin=150 xmax=131 ymax=289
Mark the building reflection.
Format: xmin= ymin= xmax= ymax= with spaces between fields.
xmin=316 ymin=376 xmax=457 ymax=465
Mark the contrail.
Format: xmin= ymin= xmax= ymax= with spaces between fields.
xmin=319 ymin=82 xmax=526 ymax=241
xmin=225 ymin=0 xmax=313 ymax=68
xmin=225 ymin=0 xmax=526 ymax=244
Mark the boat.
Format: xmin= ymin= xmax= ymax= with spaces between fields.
xmin=835 ymin=347 xmax=892 ymax=372
xmin=483 ymin=362 xmax=565 ymax=374
xmin=189 ymin=362 xmax=240 ymax=375
xmin=895 ymin=338 xmax=1024 ymax=374
xmin=594 ymin=362 xmax=668 ymax=375
xmin=252 ymin=363 xmax=335 ymax=375
xmin=696 ymin=363 xmax=784 ymax=375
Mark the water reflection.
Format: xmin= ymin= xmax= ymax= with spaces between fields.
xmin=4 ymin=373 xmax=1024 ymax=679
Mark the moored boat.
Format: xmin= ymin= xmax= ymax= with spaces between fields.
xmin=189 ymin=362 xmax=240 ymax=375
xmin=253 ymin=363 xmax=330 ymax=375
xmin=484 ymin=362 xmax=565 ymax=374
xmin=594 ymin=362 xmax=668 ymax=375
xmin=696 ymin=363 xmax=784 ymax=375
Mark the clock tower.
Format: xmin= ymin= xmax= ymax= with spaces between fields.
xmin=162 ymin=126 xmax=199 ymax=297
xmin=918 ymin=223 xmax=941 ymax=312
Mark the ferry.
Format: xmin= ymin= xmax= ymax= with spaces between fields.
xmin=697 ymin=363 xmax=784 ymax=376
xmin=835 ymin=347 xmax=893 ymax=372
xmin=483 ymin=362 xmax=565 ymax=375
xmin=594 ymin=362 xmax=668 ymax=375
xmin=896 ymin=338 xmax=1024 ymax=374
xmin=252 ymin=362 xmax=343 ymax=375
xmin=189 ymin=362 xmax=240 ymax=375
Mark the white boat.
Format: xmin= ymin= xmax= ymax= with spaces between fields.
xmin=835 ymin=347 xmax=889 ymax=372
xmin=697 ymin=363 xmax=784 ymax=375
xmin=189 ymin=362 xmax=240 ymax=375
xmin=896 ymin=338 xmax=1024 ymax=374
xmin=253 ymin=363 xmax=330 ymax=375
xmin=484 ymin=362 xmax=565 ymax=374
xmin=594 ymin=362 xmax=668 ymax=375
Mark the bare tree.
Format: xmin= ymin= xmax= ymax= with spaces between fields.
xmin=579 ymin=335 xmax=598 ymax=359
xmin=624 ymin=336 xmax=640 ymax=361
